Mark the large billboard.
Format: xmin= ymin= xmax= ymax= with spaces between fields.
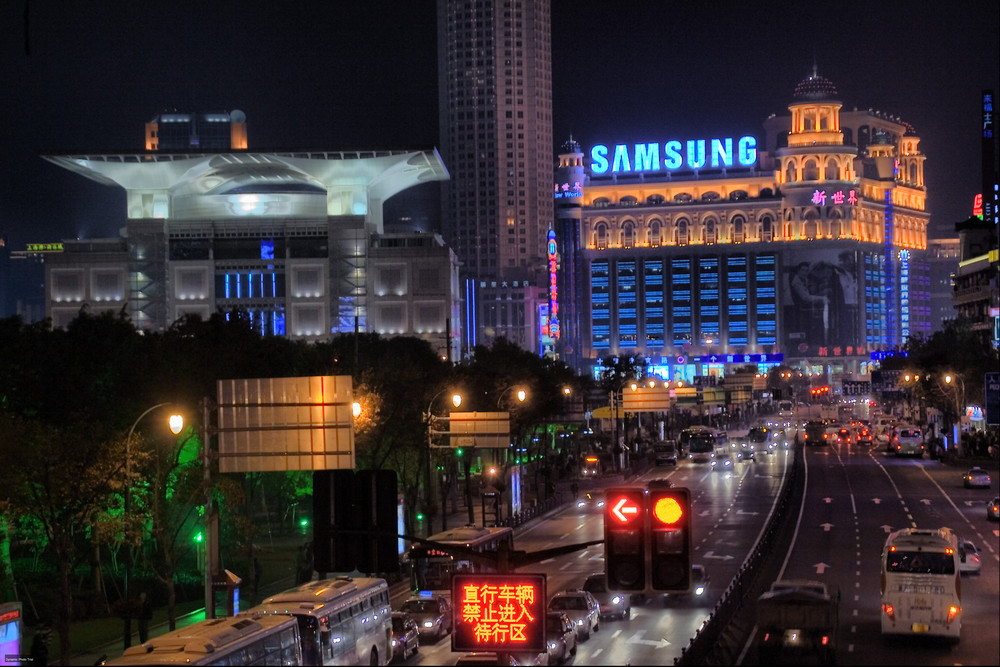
xmin=781 ymin=249 xmax=861 ymax=354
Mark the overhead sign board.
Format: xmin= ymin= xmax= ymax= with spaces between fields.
xmin=448 ymin=412 xmax=511 ymax=449
xmin=452 ymin=573 xmax=546 ymax=653
xmin=217 ymin=375 xmax=355 ymax=472
xmin=621 ymin=385 xmax=672 ymax=412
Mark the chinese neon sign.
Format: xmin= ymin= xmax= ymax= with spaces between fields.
xmin=811 ymin=189 xmax=857 ymax=205
xmin=547 ymin=229 xmax=560 ymax=340
xmin=589 ymin=136 xmax=757 ymax=175
xmin=554 ymin=181 xmax=583 ymax=199
xmin=452 ymin=574 xmax=546 ymax=653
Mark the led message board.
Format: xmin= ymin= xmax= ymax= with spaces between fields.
xmin=452 ymin=573 xmax=546 ymax=653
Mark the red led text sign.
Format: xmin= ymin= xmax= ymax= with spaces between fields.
xmin=452 ymin=573 xmax=546 ymax=653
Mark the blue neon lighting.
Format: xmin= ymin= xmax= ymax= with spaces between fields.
xmin=590 ymin=135 xmax=757 ymax=174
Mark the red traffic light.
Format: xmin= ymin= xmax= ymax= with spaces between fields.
xmin=607 ymin=491 xmax=644 ymax=526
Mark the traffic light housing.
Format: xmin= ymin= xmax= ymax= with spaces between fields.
xmin=604 ymin=486 xmax=646 ymax=591
xmin=647 ymin=484 xmax=691 ymax=592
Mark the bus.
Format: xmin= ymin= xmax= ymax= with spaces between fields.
xmin=248 ymin=577 xmax=392 ymax=665
xmin=682 ymin=426 xmax=729 ymax=464
xmin=106 ymin=612 xmax=302 ymax=666
xmin=880 ymin=527 xmax=961 ymax=642
xmin=407 ymin=525 xmax=514 ymax=596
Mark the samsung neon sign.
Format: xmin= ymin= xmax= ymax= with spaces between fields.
xmin=590 ymin=136 xmax=757 ymax=175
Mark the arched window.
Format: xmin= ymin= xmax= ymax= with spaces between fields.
xmin=649 ymin=220 xmax=662 ymax=246
xmin=593 ymin=197 xmax=611 ymax=209
xmin=595 ymin=223 xmax=608 ymax=249
xmin=705 ymin=220 xmax=716 ymax=244
xmin=732 ymin=216 xmax=745 ymax=243
xmin=830 ymin=218 xmax=843 ymax=238
xmin=825 ymin=159 xmax=839 ymax=180
xmin=804 ymin=217 xmax=820 ymax=239
xmin=785 ymin=162 xmax=796 ymax=183
xmin=803 ymin=159 xmax=819 ymax=181
xmin=622 ymin=221 xmax=635 ymax=248
xmin=673 ymin=192 xmax=693 ymax=203
xmin=646 ymin=194 xmax=665 ymax=205
xmin=677 ymin=219 xmax=689 ymax=245
xmin=761 ymin=216 xmax=773 ymax=242
xmin=909 ymin=163 xmax=918 ymax=183
xmin=620 ymin=195 xmax=638 ymax=207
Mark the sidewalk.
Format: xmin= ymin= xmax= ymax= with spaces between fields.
xmin=61 ymin=475 xmax=599 ymax=665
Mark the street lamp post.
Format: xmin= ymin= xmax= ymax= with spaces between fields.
xmin=122 ymin=402 xmax=183 ymax=649
xmin=944 ymin=374 xmax=966 ymax=453
xmin=424 ymin=390 xmax=462 ymax=535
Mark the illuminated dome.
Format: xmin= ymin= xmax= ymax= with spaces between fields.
xmin=793 ymin=67 xmax=839 ymax=101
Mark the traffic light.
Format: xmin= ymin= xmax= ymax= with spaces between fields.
xmin=648 ymin=484 xmax=691 ymax=592
xmin=604 ymin=486 xmax=646 ymax=591
xmin=313 ymin=469 xmax=400 ymax=574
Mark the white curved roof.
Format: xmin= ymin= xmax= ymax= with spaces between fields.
xmin=42 ymin=148 xmax=449 ymax=221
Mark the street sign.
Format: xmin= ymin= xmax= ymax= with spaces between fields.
xmin=448 ymin=412 xmax=511 ymax=448
xmin=452 ymin=573 xmax=546 ymax=653
xmin=986 ymin=371 xmax=1000 ymax=426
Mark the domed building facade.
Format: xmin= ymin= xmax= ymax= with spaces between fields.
xmin=553 ymin=72 xmax=930 ymax=389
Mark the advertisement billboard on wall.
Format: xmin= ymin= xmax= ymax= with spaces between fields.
xmin=781 ymin=248 xmax=861 ymax=355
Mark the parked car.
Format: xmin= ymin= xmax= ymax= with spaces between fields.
xmin=545 ymin=611 xmax=577 ymax=664
xmin=963 ymin=466 xmax=992 ymax=489
xmin=391 ymin=611 xmax=420 ymax=661
xmin=548 ymin=590 xmax=600 ymax=641
xmin=398 ymin=594 xmax=452 ymax=643
xmin=958 ymin=540 xmax=982 ymax=575
xmin=582 ymin=572 xmax=631 ymax=620
xmin=988 ymin=496 xmax=1000 ymax=521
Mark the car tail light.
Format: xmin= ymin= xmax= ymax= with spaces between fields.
xmin=947 ymin=605 xmax=960 ymax=623
xmin=882 ymin=602 xmax=895 ymax=621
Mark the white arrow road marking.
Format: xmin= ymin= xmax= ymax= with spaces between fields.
xmin=702 ymin=550 xmax=734 ymax=560
xmin=814 ymin=562 xmax=830 ymax=574
xmin=873 ymin=498 xmax=882 ymax=504
xmin=820 ymin=523 xmax=833 ymax=531
xmin=626 ymin=630 xmax=670 ymax=648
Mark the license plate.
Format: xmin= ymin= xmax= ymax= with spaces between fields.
xmin=912 ymin=623 xmax=929 ymax=633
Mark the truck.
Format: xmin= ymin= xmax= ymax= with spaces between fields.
xmin=756 ymin=580 xmax=839 ymax=665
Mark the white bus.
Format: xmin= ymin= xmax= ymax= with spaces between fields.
xmin=880 ymin=527 xmax=961 ymax=642
xmin=105 ymin=612 xmax=302 ymax=666
xmin=407 ymin=525 xmax=514 ymax=597
xmin=248 ymin=577 xmax=392 ymax=665
xmin=682 ymin=427 xmax=729 ymax=465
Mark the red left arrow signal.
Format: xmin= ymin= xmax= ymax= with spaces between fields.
xmin=611 ymin=496 xmax=641 ymax=523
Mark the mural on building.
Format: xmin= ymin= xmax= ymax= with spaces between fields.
xmin=782 ymin=250 xmax=859 ymax=352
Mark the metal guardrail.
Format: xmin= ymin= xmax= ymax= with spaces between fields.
xmin=675 ymin=445 xmax=804 ymax=665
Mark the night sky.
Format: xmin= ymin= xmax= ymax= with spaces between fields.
xmin=2 ymin=1 xmax=997 ymax=258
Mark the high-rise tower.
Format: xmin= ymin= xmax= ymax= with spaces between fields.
xmin=437 ymin=0 xmax=553 ymax=354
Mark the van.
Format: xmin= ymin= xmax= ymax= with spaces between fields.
xmin=653 ymin=440 xmax=678 ymax=465
xmin=892 ymin=425 xmax=924 ymax=457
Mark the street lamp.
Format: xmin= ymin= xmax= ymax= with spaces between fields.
xmin=123 ymin=402 xmax=183 ymax=648
xmin=424 ymin=390 xmax=462 ymax=534
xmin=497 ymin=385 xmax=527 ymax=409
xmin=943 ymin=374 xmax=966 ymax=451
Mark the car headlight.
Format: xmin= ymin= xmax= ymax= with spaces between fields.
xmin=576 ymin=619 xmax=584 ymax=625
xmin=423 ymin=621 xmax=434 ymax=628
xmin=695 ymin=585 xmax=705 ymax=595
xmin=612 ymin=595 xmax=622 ymax=604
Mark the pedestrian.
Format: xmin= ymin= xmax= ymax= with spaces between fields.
xmin=30 ymin=627 xmax=50 ymax=667
xmin=138 ymin=592 xmax=152 ymax=643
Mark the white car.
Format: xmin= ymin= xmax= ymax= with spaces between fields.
xmin=963 ymin=466 xmax=992 ymax=489
xmin=548 ymin=590 xmax=600 ymax=641
xmin=958 ymin=540 xmax=982 ymax=575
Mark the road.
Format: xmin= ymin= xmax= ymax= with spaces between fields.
xmin=395 ymin=428 xmax=999 ymax=666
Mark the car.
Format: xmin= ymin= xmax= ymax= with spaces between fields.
xmin=653 ymin=440 xmax=678 ymax=465
xmin=988 ymin=497 xmax=1000 ymax=521
xmin=390 ymin=611 xmax=419 ymax=661
xmin=855 ymin=425 xmax=874 ymax=446
xmin=398 ymin=594 xmax=452 ymax=643
xmin=958 ymin=540 xmax=982 ymax=575
xmin=691 ymin=564 xmax=710 ymax=596
xmin=836 ymin=427 xmax=853 ymax=445
xmin=581 ymin=572 xmax=631 ymax=620
xmin=544 ymin=611 xmax=577 ymax=664
xmin=963 ymin=466 xmax=992 ymax=489
xmin=547 ymin=590 xmax=600 ymax=641
xmin=576 ymin=491 xmax=604 ymax=512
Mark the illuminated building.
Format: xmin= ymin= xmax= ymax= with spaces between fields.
xmin=145 ymin=110 xmax=248 ymax=151
xmin=437 ymin=0 xmax=553 ymax=356
xmin=39 ymin=114 xmax=460 ymax=356
xmin=555 ymin=71 xmax=932 ymax=380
